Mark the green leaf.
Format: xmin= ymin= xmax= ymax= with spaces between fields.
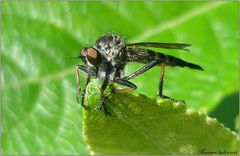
xmin=1 ymin=1 xmax=238 ymax=155
xmin=83 ymin=80 xmax=238 ymax=154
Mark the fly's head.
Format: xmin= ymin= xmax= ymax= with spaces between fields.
xmin=80 ymin=47 xmax=102 ymax=71
xmin=80 ymin=47 xmax=113 ymax=79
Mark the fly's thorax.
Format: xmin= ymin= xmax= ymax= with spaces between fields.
xmin=97 ymin=68 xmax=107 ymax=79
xmin=94 ymin=33 xmax=127 ymax=66
xmin=97 ymin=69 xmax=117 ymax=81
xmin=108 ymin=68 xmax=117 ymax=80
xmin=94 ymin=58 xmax=114 ymax=79
xmin=96 ymin=62 xmax=124 ymax=81
xmin=105 ymin=66 xmax=125 ymax=81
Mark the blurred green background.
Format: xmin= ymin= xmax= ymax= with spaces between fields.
xmin=1 ymin=1 xmax=238 ymax=155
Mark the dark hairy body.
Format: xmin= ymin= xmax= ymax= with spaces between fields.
xmin=76 ymin=33 xmax=203 ymax=114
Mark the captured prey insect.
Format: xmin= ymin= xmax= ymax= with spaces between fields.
xmin=76 ymin=33 xmax=203 ymax=114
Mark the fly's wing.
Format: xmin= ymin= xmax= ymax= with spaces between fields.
xmin=127 ymin=42 xmax=191 ymax=52
xmin=126 ymin=48 xmax=203 ymax=71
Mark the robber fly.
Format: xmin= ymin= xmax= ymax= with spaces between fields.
xmin=76 ymin=33 xmax=203 ymax=114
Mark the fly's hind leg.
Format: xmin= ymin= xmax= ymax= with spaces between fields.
xmin=158 ymin=63 xmax=165 ymax=98
xmin=158 ymin=63 xmax=185 ymax=104
xmin=157 ymin=63 xmax=174 ymax=99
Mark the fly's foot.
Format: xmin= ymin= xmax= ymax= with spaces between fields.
xmin=159 ymin=94 xmax=186 ymax=105
xmin=77 ymin=97 xmax=89 ymax=109
xmin=178 ymin=99 xmax=186 ymax=105
xmin=94 ymin=104 xmax=111 ymax=116
xmin=94 ymin=104 xmax=104 ymax=111
xmin=95 ymin=95 xmax=111 ymax=115
xmin=95 ymin=92 xmax=111 ymax=115
xmin=82 ymin=104 xmax=89 ymax=109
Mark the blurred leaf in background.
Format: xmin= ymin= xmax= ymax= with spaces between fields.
xmin=1 ymin=1 xmax=238 ymax=155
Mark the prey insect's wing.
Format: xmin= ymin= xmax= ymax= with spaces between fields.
xmin=127 ymin=42 xmax=191 ymax=51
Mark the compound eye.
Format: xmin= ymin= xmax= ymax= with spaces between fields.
xmin=86 ymin=48 xmax=100 ymax=66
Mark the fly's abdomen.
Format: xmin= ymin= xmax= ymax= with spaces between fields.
xmin=159 ymin=53 xmax=203 ymax=70
xmin=126 ymin=48 xmax=158 ymax=63
xmin=127 ymin=48 xmax=203 ymax=70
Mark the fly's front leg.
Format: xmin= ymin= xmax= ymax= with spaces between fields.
xmin=81 ymin=74 xmax=91 ymax=109
xmin=76 ymin=66 xmax=83 ymax=104
xmin=76 ymin=65 xmax=94 ymax=109
xmin=99 ymin=79 xmax=137 ymax=115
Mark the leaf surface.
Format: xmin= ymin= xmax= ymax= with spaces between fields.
xmin=83 ymin=80 xmax=238 ymax=154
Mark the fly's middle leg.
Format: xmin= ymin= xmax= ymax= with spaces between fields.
xmin=96 ymin=78 xmax=111 ymax=115
xmin=98 ymin=79 xmax=137 ymax=115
